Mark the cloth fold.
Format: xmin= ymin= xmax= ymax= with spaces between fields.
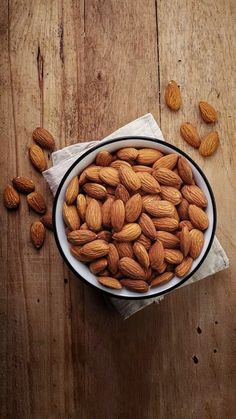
xmin=43 ymin=114 xmax=229 ymax=319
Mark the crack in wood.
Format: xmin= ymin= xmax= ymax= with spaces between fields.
xmin=59 ymin=23 xmax=64 ymax=64
xmin=36 ymin=45 xmax=44 ymax=126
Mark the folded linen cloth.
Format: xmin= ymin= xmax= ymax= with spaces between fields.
xmin=43 ymin=114 xmax=229 ymax=319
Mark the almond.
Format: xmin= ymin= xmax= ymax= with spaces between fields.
xmin=80 ymin=240 xmax=109 ymax=260
xmin=177 ymin=157 xmax=193 ymax=185
xmin=132 ymin=165 xmax=153 ymax=174
xmin=152 ymin=168 xmax=182 ymax=188
xmin=125 ymin=193 xmax=142 ymax=222
xmin=32 ymin=127 xmax=55 ymax=150
xmin=70 ymin=245 xmax=91 ymax=262
xmin=3 ymin=185 xmax=20 ymax=209
xmin=90 ymin=258 xmax=108 ymax=274
xmin=137 ymin=172 xmax=161 ymax=194
xmin=97 ymin=230 xmax=112 ymax=242
xmin=110 ymin=160 xmax=132 ymax=169
xmin=27 ymin=191 xmax=46 ymax=214
xmin=156 ymin=260 xmax=167 ymax=274
xmin=29 ymin=144 xmax=47 ymax=172
xmin=111 ymin=199 xmax=125 ymax=232
xmin=177 ymin=198 xmax=189 ymax=220
xmin=79 ymin=170 xmax=88 ymax=185
xmin=115 ymin=242 xmax=134 ymax=258
xmin=115 ymin=184 xmax=130 ymax=203
xmin=76 ymin=194 xmax=87 ymax=221
xmin=139 ymin=213 xmax=157 ymax=240
xmin=98 ymin=276 xmax=122 ymax=290
xmin=30 ymin=221 xmax=45 ymax=249
xmin=85 ymin=166 xmax=102 ymax=183
xmin=180 ymin=122 xmax=201 ymax=148
xmin=119 ymin=257 xmax=146 ymax=280
xmin=85 ymin=199 xmax=102 ymax=232
xmin=189 ymin=229 xmax=204 ymax=259
xmin=63 ymin=202 xmax=81 ymax=230
xmin=95 ymin=150 xmax=113 ymax=166
xmin=152 ymin=154 xmax=178 ymax=170
xmin=182 ymin=185 xmax=207 ymax=208
xmin=120 ymin=279 xmax=149 ymax=293
xmin=117 ymin=147 xmax=139 ymax=161
xmin=99 ymin=167 xmax=120 ymax=186
xmin=40 ymin=213 xmax=53 ymax=230
xmin=144 ymin=200 xmax=175 ymax=218
xmin=136 ymin=148 xmax=163 ymax=165
xmin=80 ymin=223 xmax=88 ymax=230
xmin=12 ymin=176 xmax=35 ymax=194
xmin=133 ymin=242 xmax=150 ymax=269
xmin=119 ymin=166 xmax=141 ymax=191
xmin=149 ymin=240 xmax=165 ymax=270
xmin=107 ymin=243 xmax=119 ymax=274
xmin=164 ymin=249 xmax=184 ymax=264
xmin=141 ymin=194 xmax=161 ymax=210
xmin=112 ymin=223 xmax=141 ymax=242
xmin=150 ymin=272 xmax=174 ymax=288
xmin=152 ymin=217 xmax=178 ymax=232
xmin=83 ymin=183 xmax=107 ymax=200
xmin=178 ymin=220 xmax=194 ymax=231
xmin=136 ymin=233 xmax=152 ymax=250
xmin=175 ymin=257 xmax=193 ymax=277
xmin=164 ymin=80 xmax=181 ymax=111
xmin=65 ymin=176 xmax=79 ymax=204
xmin=160 ymin=186 xmax=182 ymax=205
xmin=102 ymin=197 xmax=114 ymax=227
xmin=172 ymin=206 xmax=180 ymax=223
xmin=156 ymin=231 xmax=180 ymax=249
xmin=199 ymin=101 xmax=218 ymax=123
xmin=179 ymin=225 xmax=191 ymax=257
xmin=199 ymin=131 xmax=219 ymax=157
xmin=67 ymin=229 xmax=97 ymax=245
xmin=188 ymin=205 xmax=209 ymax=231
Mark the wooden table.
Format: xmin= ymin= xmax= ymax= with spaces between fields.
xmin=1 ymin=1 xmax=235 ymax=418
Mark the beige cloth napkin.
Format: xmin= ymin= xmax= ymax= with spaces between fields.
xmin=43 ymin=114 xmax=229 ymax=319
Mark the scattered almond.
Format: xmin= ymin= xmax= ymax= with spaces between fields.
xmin=30 ymin=221 xmax=45 ymax=249
xmin=165 ymin=80 xmax=182 ymax=111
xmin=3 ymin=185 xmax=20 ymax=209
xmin=40 ymin=213 xmax=53 ymax=230
xmin=27 ymin=191 xmax=46 ymax=214
xmin=199 ymin=101 xmax=218 ymax=123
xmin=32 ymin=127 xmax=55 ymax=150
xmin=29 ymin=144 xmax=47 ymax=172
xmin=12 ymin=176 xmax=35 ymax=194
xmin=180 ymin=122 xmax=201 ymax=148
xmin=199 ymin=131 xmax=219 ymax=157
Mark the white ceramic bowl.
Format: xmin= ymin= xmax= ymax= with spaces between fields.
xmin=53 ymin=136 xmax=217 ymax=299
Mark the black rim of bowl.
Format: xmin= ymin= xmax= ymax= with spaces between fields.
xmin=53 ymin=136 xmax=217 ymax=300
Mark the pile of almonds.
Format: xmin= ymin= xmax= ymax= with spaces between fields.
xmin=3 ymin=128 xmax=55 ymax=249
xmin=165 ymin=80 xmax=219 ymax=156
xmin=63 ymin=147 xmax=209 ymax=293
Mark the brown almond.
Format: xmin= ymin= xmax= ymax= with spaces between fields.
xmin=65 ymin=176 xmax=79 ymax=204
xmin=63 ymin=203 xmax=81 ymax=231
xmin=156 ymin=260 xmax=167 ymax=274
xmin=152 ymin=217 xmax=178 ymax=232
xmin=189 ymin=229 xmax=204 ymax=259
xmin=117 ymin=147 xmax=139 ymax=161
xmin=110 ymin=160 xmax=132 ymax=169
xmin=30 ymin=221 xmax=45 ymax=249
xmin=111 ymin=199 xmax=125 ymax=232
xmin=119 ymin=257 xmax=146 ymax=280
xmin=98 ymin=276 xmax=122 ymax=290
xmin=132 ymin=165 xmax=153 ymax=174
xmin=83 ymin=183 xmax=107 ymax=200
xmin=139 ymin=213 xmax=157 ymax=240
xmin=27 ymin=192 xmax=46 ymax=214
xmin=182 ymin=185 xmax=207 ymax=208
xmin=80 ymin=240 xmax=109 ymax=260
xmin=125 ymin=193 xmax=143 ymax=223
xmin=3 ymin=185 xmax=20 ymax=209
xmin=199 ymin=101 xmax=218 ymax=123
xmin=102 ymin=197 xmax=114 ymax=228
xmin=85 ymin=198 xmax=102 ymax=232
xmin=120 ymin=279 xmax=149 ymax=293
xmin=133 ymin=242 xmax=150 ymax=269
xmin=112 ymin=223 xmax=141 ymax=242
xmin=150 ymin=272 xmax=174 ymax=288
xmin=12 ymin=176 xmax=35 ymax=194
xmin=179 ymin=226 xmax=191 ymax=257
xmin=32 ymin=127 xmax=55 ymax=150
xmin=107 ymin=243 xmax=120 ymax=274
xmin=29 ymin=144 xmax=47 ymax=172
xmin=99 ymin=167 xmax=120 ymax=186
xmin=156 ymin=231 xmax=180 ymax=249
xmin=136 ymin=233 xmax=152 ymax=250
xmin=178 ymin=220 xmax=194 ymax=231
xmin=85 ymin=166 xmax=102 ymax=183
xmin=177 ymin=157 xmax=193 ymax=185
xmin=180 ymin=123 xmax=201 ymax=148
xmin=119 ymin=166 xmax=141 ymax=191
xmin=149 ymin=240 xmax=165 ymax=270
xmin=40 ymin=213 xmax=53 ymax=230
xmin=76 ymin=194 xmax=87 ymax=221
xmin=90 ymin=258 xmax=108 ymax=274
xmin=80 ymin=222 xmax=88 ymax=230
xmin=95 ymin=150 xmax=113 ymax=166
xmin=177 ymin=198 xmax=189 ymax=220
xmin=188 ymin=205 xmax=209 ymax=231
xmin=115 ymin=242 xmax=134 ymax=259
xmin=152 ymin=168 xmax=182 ymax=188
xmin=199 ymin=131 xmax=220 ymax=157
xmin=160 ymin=186 xmax=182 ymax=205
xmin=67 ymin=229 xmax=97 ymax=245
xmin=115 ymin=184 xmax=130 ymax=203
xmin=144 ymin=200 xmax=175 ymax=218
xmin=175 ymin=257 xmax=193 ymax=277
xmin=165 ymin=80 xmax=181 ymax=111
xmin=164 ymin=249 xmax=184 ymax=264
xmin=137 ymin=172 xmax=161 ymax=194
xmin=152 ymin=154 xmax=178 ymax=170
xmin=136 ymin=148 xmax=163 ymax=165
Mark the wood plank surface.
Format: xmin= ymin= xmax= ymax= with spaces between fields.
xmin=0 ymin=0 xmax=235 ymax=418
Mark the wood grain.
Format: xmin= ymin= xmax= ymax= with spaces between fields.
xmin=0 ymin=0 xmax=235 ymax=418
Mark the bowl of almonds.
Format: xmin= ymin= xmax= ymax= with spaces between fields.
xmin=53 ymin=136 xmax=216 ymax=299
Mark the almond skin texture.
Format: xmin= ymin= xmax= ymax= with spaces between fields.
xmin=95 ymin=150 xmax=113 ymax=166
xmin=29 ymin=144 xmax=47 ymax=172
xmin=70 ymin=246 xmax=90 ymax=262
xmin=136 ymin=234 xmax=152 ymax=250
xmin=139 ymin=213 xmax=157 ymax=240
xmin=80 ymin=240 xmax=109 ymax=260
xmin=180 ymin=123 xmax=201 ymax=148
xmin=175 ymin=257 xmax=193 ymax=277
xmin=115 ymin=242 xmax=134 ymax=258
xmin=98 ymin=277 xmax=122 ymax=290
xmin=76 ymin=194 xmax=87 ymax=221
xmin=65 ymin=176 xmax=79 ymax=204
xmin=125 ymin=193 xmax=143 ymax=223
xmin=189 ymin=229 xmax=204 ymax=259
xmin=102 ymin=197 xmax=114 ymax=227
xmin=107 ymin=243 xmax=120 ymax=274
xmin=119 ymin=257 xmax=146 ymax=280
xmin=149 ymin=240 xmax=165 ymax=270
xmin=117 ymin=147 xmax=139 ymax=161
xmin=112 ymin=223 xmax=141 ymax=242
xmin=179 ymin=226 xmax=191 ymax=257
xmin=110 ymin=160 xmax=132 ymax=169
xmin=85 ymin=166 xmax=102 ymax=183
xmin=99 ymin=167 xmax=120 ymax=186
xmin=132 ymin=165 xmax=153 ymax=174
xmin=164 ymin=249 xmax=184 ymax=264
xmin=199 ymin=101 xmax=218 ymax=123
xmin=152 ymin=168 xmax=182 ymax=188
xmin=3 ymin=185 xmax=20 ymax=209
xmin=136 ymin=148 xmax=163 ymax=165
xmin=12 ymin=176 xmax=35 ymax=194
xmin=177 ymin=157 xmax=193 ymax=185
xmin=137 ymin=172 xmax=161 ymax=194
xmin=160 ymin=186 xmax=182 ymax=205
xmin=32 ymin=127 xmax=55 ymax=150
xmin=40 ymin=213 xmax=53 ymax=230
xmin=199 ymin=131 xmax=220 ymax=157
xmin=165 ymin=80 xmax=181 ymax=111
xmin=133 ymin=242 xmax=150 ymax=269
xmin=97 ymin=230 xmax=112 ymax=242
xmin=120 ymin=279 xmax=149 ymax=293
xmin=141 ymin=194 xmax=161 ymax=210
xmin=152 ymin=217 xmax=178 ymax=232
xmin=144 ymin=200 xmax=175 ymax=218
xmin=115 ymin=184 xmax=130 ymax=203
xmin=27 ymin=192 xmax=46 ymax=214
xmin=156 ymin=231 xmax=180 ymax=249
xmin=153 ymin=154 xmax=179 ymax=170
xmin=119 ymin=166 xmax=141 ymax=191
xmin=150 ymin=272 xmax=174 ymax=288
xmin=182 ymin=185 xmax=207 ymax=208
xmin=67 ymin=230 xmax=97 ymax=245
xmin=63 ymin=203 xmax=81 ymax=231
xmin=178 ymin=198 xmax=189 ymax=220
xmin=90 ymin=258 xmax=108 ymax=274
xmin=83 ymin=183 xmax=107 ymax=200
xmin=85 ymin=199 xmax=102 ymax=232
xmin=178 ymin=220 xmax=194 ymax=231
xmin=30 ymin=221 xmax=45 ymax=249
xmin=188 ymin=205 xmax=209 ymax=231
xmin=111 ymin=199 xmax=125 ymax=232
xmin=156 ymin=260 xmax=167 ymax=274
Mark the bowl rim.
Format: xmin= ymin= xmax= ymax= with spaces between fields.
xmin=53 ymin=136 xmax=217 ymax=300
